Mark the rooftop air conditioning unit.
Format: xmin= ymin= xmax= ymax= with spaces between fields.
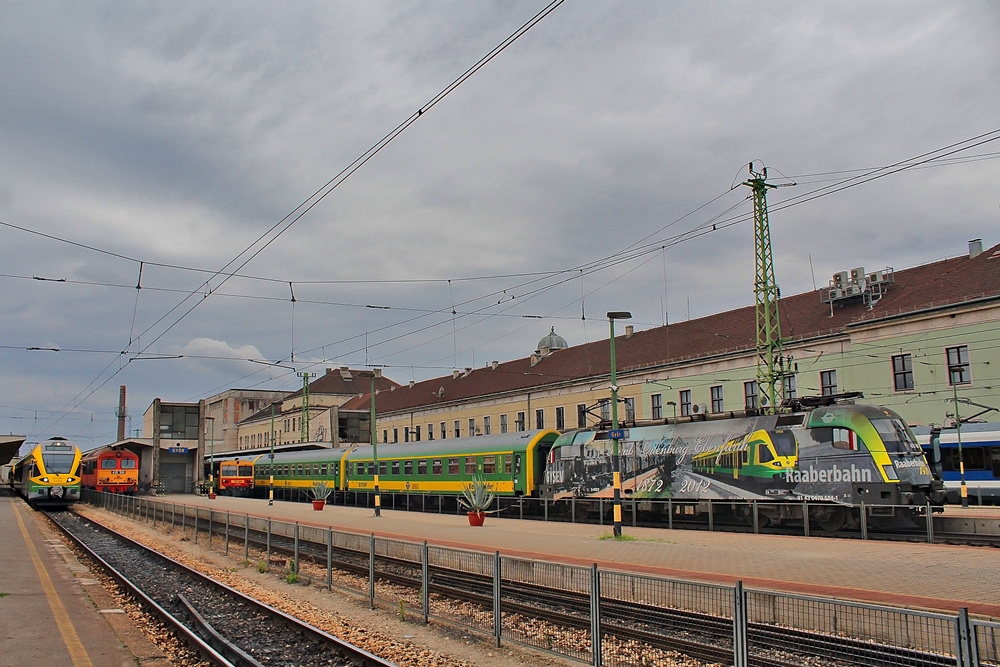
xmin=691 ymin=403 xmax=709 ymax=415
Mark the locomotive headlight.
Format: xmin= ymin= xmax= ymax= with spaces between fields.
xmin=41 ymin=477 xmax=49 ymax=482
xmin=881 ymin=465 xmax=899 ymax=481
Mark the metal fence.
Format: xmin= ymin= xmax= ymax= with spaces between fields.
xmin=85 ymin=491 xmax=999 ymax=667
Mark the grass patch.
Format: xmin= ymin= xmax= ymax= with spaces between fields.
xmin=598 ymin=532 xmax=638 ymax=541
xmin=0 ymin=592 xmax=9 ymax=598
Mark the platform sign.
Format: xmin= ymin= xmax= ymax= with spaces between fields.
xmin=168 ymin=447 xmax=189 ymax=454
xmin=607 ymin=429 xmax=627 ymax=440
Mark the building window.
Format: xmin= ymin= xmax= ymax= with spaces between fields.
xmin=710 ymin=385 xmax=724 ymax=413
xmin=651 ymin=394 xmax=662 ymax=419
xmin=783 ymin=375 xmax=797 ymax=400
xmin=483 ymin=416 xmax=491 ymax=435
xmin=414 ymin=425 xmax=421 ymax=442
xmin=393 ymin=428 xmax=398 ymax=443
xmin=821 ymin=370 xmax=838 ymax=396
xmin=428 ymin=423 xmax=434 ymax=441
xmin=535 ymin=409 xmax=544 ymax=429
xmin=469 ymin=418 xmax=477 ymax=436
xmin=516 ymin=412 xmax=525 ymax=432
xmin=947 ymin=345 xmax=971 ymax=385
xmin=556 ymin=406 xmax=565 ymax=430
xmin=744 ymin=381 xmax=758 ymax=410
xmin=454 ymin=420 xmax=461 ymax=438
xmin=624 ymin=397 xmax=635 ymax=423
xmin=500 ymin=414 xmax=508 ymax=433
xmin=679 ymin=390 xmax=692 ymax=416
xmin=403 ymin=427 xmax=409 ymax=443
xmin=382 ymin=429 xmax=387 ymax=444
xmin=440 ymin=422 xmax=446 ymax=440
xmin=892 ymin=354 xmax=914 ymax=391
xmin=600 ymin=399 xmax=610 ymax=422
xmin=577 ymin=404 xmax=587 ymax=428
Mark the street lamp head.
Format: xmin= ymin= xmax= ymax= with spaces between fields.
xmin=607 ymin=311 xmax=632 ymax=320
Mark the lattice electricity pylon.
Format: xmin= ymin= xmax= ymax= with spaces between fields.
xmin=297 ymin=372 xmax=316 ymax=442
xmin=743 ymin=163 xmax=790 ymax=413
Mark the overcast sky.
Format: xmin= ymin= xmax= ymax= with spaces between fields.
xmin=1 ymin=1 xmax=998 ymax=452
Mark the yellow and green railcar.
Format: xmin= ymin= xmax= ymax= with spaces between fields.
xmin=10 ymin=437 xmax=82 ymax=507
xmin=341 ymin=430 xmax=559 ymax=497
xmin=690 ymin=428 xmax=797 ymax=487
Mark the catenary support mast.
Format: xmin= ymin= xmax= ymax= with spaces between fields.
xmin=744 ymin=163 xmax=786 ymax=413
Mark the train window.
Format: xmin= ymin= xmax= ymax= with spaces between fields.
xmin=367 ymin=462 xmax=376 ymax=476
xmin=101 ymin=459 xmax=118 ymax=469
xmin=379 ymin=461 xmax=387 ymax=476
xmin=320 ymin=464 xmax=328 ymax=476
xmin=42 ymin=453 xmax=76 ymax=474
xmin=432 ymin=459 xmax=443 ymax=475
xmin=313 ymin=464 xmax=320 ymax=476
xmin=355 ymin=462 xmax=364 ymax=476
xmin=948 ymin=447 xmax=986 ymax=471
xmin=504 ymin=455 xmax=512 ymax=474
xmin=771 ymin=430 xmax=797 ymax=456
xmin=465 ymin=458 xmax=476 ymax=474
xmin=391 ymin=461 xmax=400 ymax=475
xmin=417 ymin=460 xmax=427 ymax=475
xmin=404 ymin=460 xmax=413 ymax=475
xmin=483 ymin=456 xmax=496 ymax=474
xmin=449 ymin=458 xmax=460 ymax=475
xmin=872 ymin=418 xmax=921 ymax=453
xmin=758 ymin=446 xmax=774 ymax=464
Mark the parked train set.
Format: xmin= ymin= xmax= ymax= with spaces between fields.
xmin=80 ymin=445 xmax=140 ymax=494
xmin=206 ymin=397 xmax=950 ymax=530
xmin=913 ymin=422 xmax=1000 ymax=504
xmin=8 ymin=437 xmax=83 ymax=507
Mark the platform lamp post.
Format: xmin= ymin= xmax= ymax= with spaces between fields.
xmin=359 ymin=370 xmax=380 ymax=517
xmin=205 ymin=417 xmax=215 ymax=498
xmin=607 ymin=311 xmax=631 ymax=538
xmin=268 ymin=405 xmax=275 ymax=506
xmin=951 ymin=383 xmax=969 ymax=508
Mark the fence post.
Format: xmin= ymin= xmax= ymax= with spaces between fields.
xmin=194 ymin=509 xmax=198 ymax=544
xmin=422 ymin=541 xmax=430 ymax=624
xmin=369 ymin=533 xmax=376 ymax=609
xmin=293 ymin=523 xmax=300 ymax=574
xmin=802 ymin=501 xmax=809 ymax=537
xmin=244 ymin=514 xmax=249 ymax=561
xmin=956 ymin=607 xmax=977 ymax=667
xmin=266 ymin=518 xmax=272 ymax=566
xmin=590 ymin=564 xmax=601 ymax=666
xmin=925 ymin=503 xmax=934 ymax=544
xmin=708 ymin=501 xmax=714 ymax=532
xmin=860 ymin=502 xmax=868 ymax=540
xmin=326 ymin=527 xmax=333 ymax=591
xmin=493 ymin=551 xmax=502 ymax=648
xmin=732 ymin=580 xmax=748 ymax=667
xmin=752 ymin=501 xmax=759 ymax=534
xmin=668 ymin=499 xmax=673 ymax=530
xmin=224 ymin=512 xmax=230 ymax=555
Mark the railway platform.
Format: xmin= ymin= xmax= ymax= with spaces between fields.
xmin=0 ymin=488 xmax=170 ymax=667
xmin=159 ymin=493 xmax=1000 ymax=619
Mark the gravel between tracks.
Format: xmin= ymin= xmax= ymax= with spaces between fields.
xmin=66 ymin=505 xmax=606 ymax=667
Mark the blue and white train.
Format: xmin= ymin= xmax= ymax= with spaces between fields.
xmin=913 ymin=423 xmax=1000 ymax=505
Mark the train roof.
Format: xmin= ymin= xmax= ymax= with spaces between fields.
xmin=342 ymin=430 xmax=559 ymax=461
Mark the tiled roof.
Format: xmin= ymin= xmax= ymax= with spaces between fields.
xmin=243 ymin=367 xmax=400 ymax=421
xmin=353 ymin=242 xmax=1000 ymax=416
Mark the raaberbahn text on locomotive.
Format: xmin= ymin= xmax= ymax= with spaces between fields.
xmin=543 ymin=395 xmax=944 ymax=510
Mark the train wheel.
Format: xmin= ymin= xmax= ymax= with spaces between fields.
xmin=813 ymin=506 xmax=847 ymax=532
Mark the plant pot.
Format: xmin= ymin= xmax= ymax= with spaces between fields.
xmin=312 ymin=499 xmax=326 ymax=510
xmin=467 ymin=511 xmax=486 ymax=526
xmin=208 ymin=492 xmax=217 ymax=500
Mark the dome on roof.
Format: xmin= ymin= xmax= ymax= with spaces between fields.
xmin=536 ymin=327 xmax=568 ymax=352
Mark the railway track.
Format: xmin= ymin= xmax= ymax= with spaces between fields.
xmin=46 ymin=510 xmax=398 ymax=667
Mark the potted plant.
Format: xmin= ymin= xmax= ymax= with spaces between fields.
xmin=310 ymin=480 xmax=331 ymax=510
xmin=207 ymin=479 xmax=217 ymax=499
xmin=458 ymin=474 xmax=498 ymax=526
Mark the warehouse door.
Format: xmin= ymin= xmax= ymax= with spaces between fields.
xmin=160 ymin=462 xmax=188 ymax=493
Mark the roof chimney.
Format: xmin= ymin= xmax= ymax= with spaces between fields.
xmin=490 ymin=361 xmax=498 ymax=370
xmin=969 ymin=238 xmax=983 ymax=259
xmin=408 ymin=380 xmax=415 ymax=388
xmin=373 ymin=368 xmax=382 ymax=378
xmin=462 ymin=367 xmax=473 ymax=378
xmin=453 ymin=369 xmax=461 ymax=379
xmin=625 ymin=325 xmax=634 ymax=338
xmin=339 ymin=366 xmax=352 ymax=380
